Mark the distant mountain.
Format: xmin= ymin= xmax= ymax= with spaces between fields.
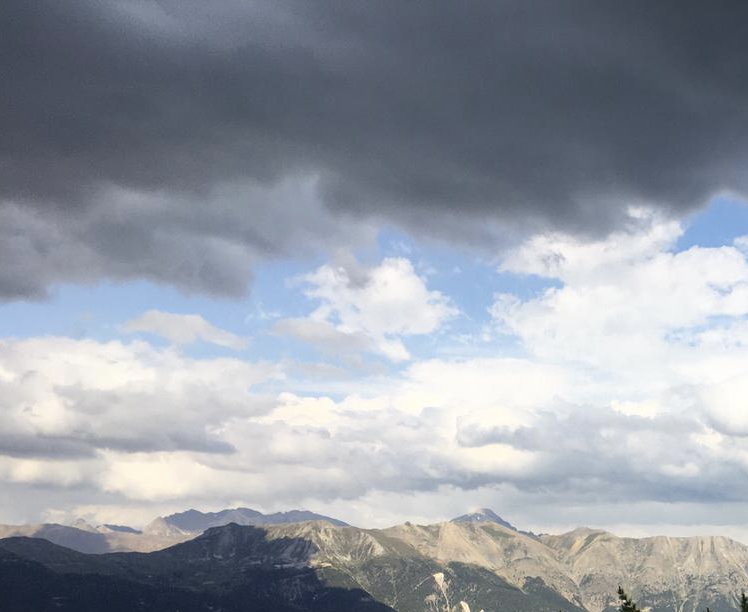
xmin=0 ymin=507 xmax=349 ymax=555
xmin=0 ymin=520 xmax=188 ymax=554
xmin=141 ymin=516 xmax=192 ymax=539
xmin=163 ymin=506 xmax=348 ymax=532
xmin=5 ymin=512 xmax=748 ymax=611
xmin=451 ymin=508 xmax=518 ymax=530
xmin=451 ymin=508 xmax=540 ymax=541
xmin=0 ymin=523 xmax=111 ymax=554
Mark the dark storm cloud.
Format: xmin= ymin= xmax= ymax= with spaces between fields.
xmin=3 ymin=0 xmax=748 ymax=297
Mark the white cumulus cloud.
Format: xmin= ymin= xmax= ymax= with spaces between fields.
xmin=276 ymin=256 xmax=458 ymax=362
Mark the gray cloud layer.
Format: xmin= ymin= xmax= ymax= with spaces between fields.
xmin=3 ymin=0 xmax=748 ymax=297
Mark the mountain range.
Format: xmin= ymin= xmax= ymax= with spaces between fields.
xmin=2 ymin=508 xmax=748 ymax=612
xmin=0 ymin=506 xmax=345 ymax=553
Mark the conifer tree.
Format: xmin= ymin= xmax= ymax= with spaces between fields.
xmin=740 ymin=590 xmax=748 ymax=612
xmin=617 ymin=586 xmax=639 ymax=612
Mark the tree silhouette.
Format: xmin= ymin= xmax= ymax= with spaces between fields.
xmin=620 ymin=585 xmax=748 ymax=612
xmin=617 ymin=586 xmax=639 ymax=612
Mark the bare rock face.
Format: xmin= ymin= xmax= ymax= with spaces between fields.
xmin=542 ymin=528 xmax=748 ymax=611
xmin=382 ymin=520 xmax=584 ymax=608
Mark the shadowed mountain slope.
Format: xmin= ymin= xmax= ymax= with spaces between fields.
xmin=0 ymin=529 xmax=395 ymax=612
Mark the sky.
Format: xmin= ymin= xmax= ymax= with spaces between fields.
xmin=3 ymin=0 xmax=748 ymax=539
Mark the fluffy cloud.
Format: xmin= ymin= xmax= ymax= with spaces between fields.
xmin=0 ymin=337 xmax=280 ymax=462
xmin=277 ymin=257 xmax=458 ymax=361
xmin=2 ymin=326 xmax=748 ymax=529
xmin=492 ymin=210 xmax=748 ymax=397
xmin=123 ymin=310 xmax=248 ymax=350
xmin=0 ymin=333 xmax=567 ymax=514
xmin=468 ymin=211 xmax=748 ymax=506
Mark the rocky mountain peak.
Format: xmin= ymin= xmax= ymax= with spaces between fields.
xmin=143 ymin=516 xmax=190 ymax=538
xmin=451 ymin=508 xmax=518 ymax=531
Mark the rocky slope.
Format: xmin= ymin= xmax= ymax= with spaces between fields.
xmin=542 ymin=527 xmax=748 ymax=612
xmin=381 ymin=520 xmax=584 ymax=607
xmin=3 ymin=510 xmax=748 ymax=611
